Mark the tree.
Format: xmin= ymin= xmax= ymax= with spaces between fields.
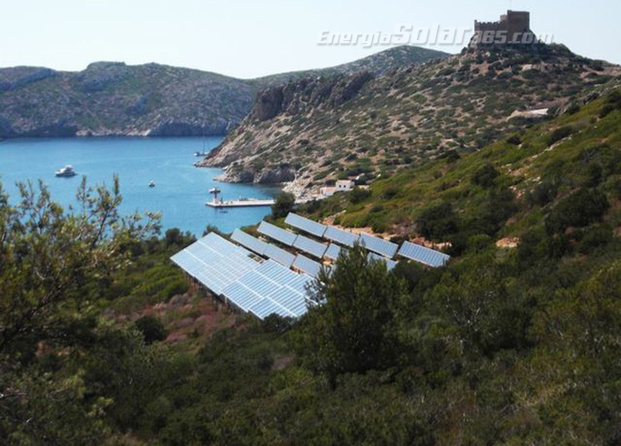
xmin=432 ymin=254 xmax=531 ymax=355
xmin=270 ymin=192 xmax=295 ymax=219
xmin=295 ymin=244 xmax=407 ymax=385
xmin=0 ymin=178 xmax=159 ymax=443
xmin=0 ymin=177 xmax=159 ymax=357
xmin=165 ymin=227 xmax=182 ymax=246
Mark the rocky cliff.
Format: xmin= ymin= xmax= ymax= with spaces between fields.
xmin=0 ymin=46 xmax=449 ymax=139
xmin=199 ymin=43 xmax=620 ymax=191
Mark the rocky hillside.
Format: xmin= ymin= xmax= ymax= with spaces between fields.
xmin=200 ymin=43 xmax=620 ymax=192
xmin=0 ymin=46 xmax=448 ymax=138
xmin=0 ymin=63 xmax=254 ymax=137
xmin=306 ymin=79 xmax=621 ymax=242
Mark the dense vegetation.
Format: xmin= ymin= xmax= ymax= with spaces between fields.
xmin=1 ymin=87 xmax=621 ymax=445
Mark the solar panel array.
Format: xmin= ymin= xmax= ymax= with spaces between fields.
xmin=293 ymin=234 xmax=328 ymax=259
xmin=285 ymin=213 xmax=327 ymax=238
xmin=359 ymin=233 xmax=399 ymax=258
xmin=258 ymin=221 xmax=298 ymax=246
xmin=171 ymin=233 xmax=260 ymax=295
xmin=293 ymin=254 xmax=323 ymax=278
xmin=173 ymin=216 xmax=453 ymax=322
xmin=231 ymin=229 xmax=268 ymax=256
xmin=324 ymin=226 xmax=359 ymax=247
xmin=368 ymin=252 xmax=397 ymax=271
xmin=324 ymin=243 xmax=344 ymax=261
xmin=221 ymin=260 xmax=314 ymax=319
xmin=398 ymin=241 xmax=450 ymax=268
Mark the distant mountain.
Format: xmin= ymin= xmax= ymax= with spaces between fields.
xmin=0 ymin=46 xmax=449 ymax=139
xmin=200 ymin=43 xmax=620 ymax=191
xmin=255 ymin=46 xmax=450 ymax=85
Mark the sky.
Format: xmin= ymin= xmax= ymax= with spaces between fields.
xmin=1 ymin=0 xmax=619 ymax=79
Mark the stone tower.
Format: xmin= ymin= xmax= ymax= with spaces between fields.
xmin=471 ymin=10 xmax=536 ymax=47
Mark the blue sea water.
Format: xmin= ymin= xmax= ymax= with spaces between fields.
xmin=0 ymin=137 xmax=279 ymax=235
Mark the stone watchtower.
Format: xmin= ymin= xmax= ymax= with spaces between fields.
xmin=472 ymin=10 xmax=536 ymax=47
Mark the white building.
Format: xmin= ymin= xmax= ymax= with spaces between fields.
xmin=336 ymin=180 xmax=354 ymax=192
xmin=320 ymin=186 xmax=336 ymax=197
xmin=320 ymin=180 xmax=355 ymax=197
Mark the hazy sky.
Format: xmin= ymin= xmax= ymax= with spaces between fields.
xmin=1 ymin=0 xmax=618 ymax=78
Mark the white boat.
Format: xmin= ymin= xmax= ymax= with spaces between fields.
xmin=194 ymin=151 xmax=208 ymax=157
xmin=149 ymin=180 xmax=156 ymax=188
xmin=55 ymin=165 xmax=77 ymax=177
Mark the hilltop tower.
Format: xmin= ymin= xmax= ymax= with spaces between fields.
xmin=471 ymin=10 xmax=536 ymax=47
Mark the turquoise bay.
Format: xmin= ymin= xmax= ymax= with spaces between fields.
xmin=0 ymin=137 xmax=279 ymax=235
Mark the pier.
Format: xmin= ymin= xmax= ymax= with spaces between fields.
xmin=206 ymin=198 xmax=275 ymax=208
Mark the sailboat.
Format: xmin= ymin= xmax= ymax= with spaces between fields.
xmin=194 ymin=126 xmax=209 ymax=156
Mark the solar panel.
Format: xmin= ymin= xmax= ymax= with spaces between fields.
xmin=173 ymin=234 xmax=318 ymax=321
xmin=323 ymin=226 xmax=359 ymax=247
xmin=324 ymin=243 xmax=344 ymax=261
xmin=368 ymin=252 xmax=397 ymax=271
xmin=285 ymin=213 xmax=327 ymax=237
xmin=397 ymin=241 xmax=450 ymax=268
xmin=258 ymin=221 xmax=298 ymax=246
xmin=293 ymin=234 xmax=328 ymax=259
xmin=293 ymin=254 xmax=323 ymax=278
xmin=231 ymin=229 xmax=268 ymax=256
xmin=359 ymin=233 xmax=398 ymax=258
xmin=264 ymin=243 xmax=296 ymax=268
xmin=221 ymin=260 xmax=312 ymax=319
xmin=170 ymin=233 xmax=260 ymax=295
xmin=248 ymin=298 xmax=294 ymax=319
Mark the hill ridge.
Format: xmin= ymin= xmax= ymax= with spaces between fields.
xmin=0 ymin=46 xmax=449 ymax=139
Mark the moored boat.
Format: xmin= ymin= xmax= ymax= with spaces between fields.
xmin=55 ymin=165 xmax=77 ymax=177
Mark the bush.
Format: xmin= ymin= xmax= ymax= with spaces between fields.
xmin=599 ymin=91 xmax=621 ymax=118
xmin=528 ymin=180 xmax=559 ymax=207
xmin=546 ymin=188 xmax=610 ymax=234
xmin=417 ymin=203 xmax=459 ymax=240
xmin=349 ymin=187 xmax=371 ymax=204
xmin=506 ymin=134 xmax=522 ymax=145
xmin=134 ymin=316 xmax=167 ymax=344
xmin=577 ymin=224 xmax=613 ymax=254
xmin=383 ymin=187 xmax=399 ymax=199
xmin=547 ymin=126 xmax=573 ymax=146
xmin=471 ymin=164 xmax=500 ymax=189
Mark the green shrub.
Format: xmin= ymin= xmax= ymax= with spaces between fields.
xmin=349 ymin=187 xmax=371 ymax=204
xmin=471 ymin=164 xmax=500 ymax=189
xmin=506 ymin=134 xmax=522 ymax=145
xmin=528 ymin=180 xmax=559 ymax=207
xmin=547 ymin=126 xmax=573 ymax=146
xmin=134 ymin=316 xmax=167 ymax=344
xmin=417 ymin=202 xmax=459 ymax=240
xmin=546 ymin=188 xmax=610 ymax=234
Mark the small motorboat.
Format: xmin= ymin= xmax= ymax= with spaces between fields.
xmin=149 ymin=180 xmax=156 ymax=188
xmin=55 ymin=165 xmax=77 ymax=177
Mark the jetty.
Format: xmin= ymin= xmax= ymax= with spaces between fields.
xmin=206 ymin=198 xmax=276 ymax=208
